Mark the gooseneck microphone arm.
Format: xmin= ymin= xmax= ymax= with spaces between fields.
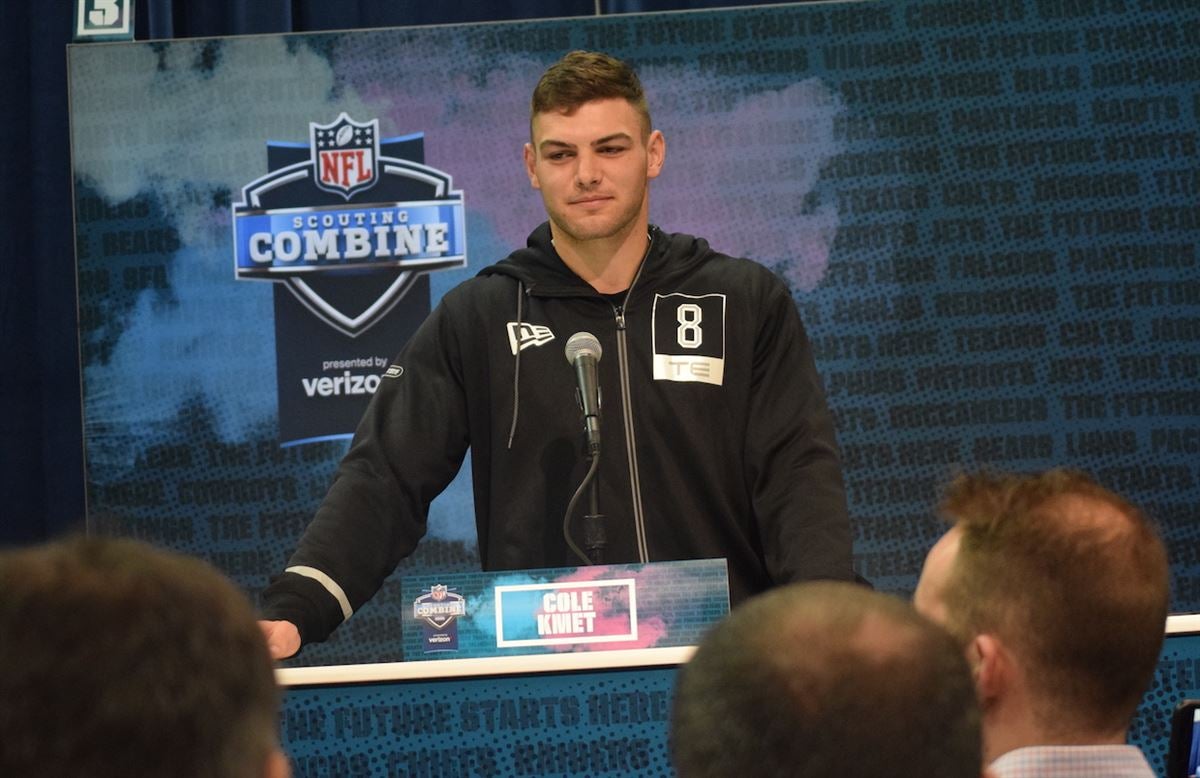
xmin=563 ymin=454 xmax=601 ymax=565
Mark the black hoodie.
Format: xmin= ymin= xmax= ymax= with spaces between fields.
xmin=262 ymin=222 xmax=852 ymax=646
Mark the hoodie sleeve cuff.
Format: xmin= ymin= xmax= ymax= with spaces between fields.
xmin=259 ymin=571 xmax=348 ymax=647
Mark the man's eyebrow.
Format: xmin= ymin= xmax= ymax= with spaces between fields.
xmin=537 ymin=133 xmax=634 ymax=153
xmin=537 ymin=139 xmax=576 ymax=153
xmin=592 ymin=132 xmax=633 ymax=146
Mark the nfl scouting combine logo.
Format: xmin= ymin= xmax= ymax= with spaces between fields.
xmin=231 ymin=114 xmax=466 ymax=445
xmin=232 ymin=113 xmax=466 ymax=338
xmin=414 ymin=584 xmax=467 ymax=653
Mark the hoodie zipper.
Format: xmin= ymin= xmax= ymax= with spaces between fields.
xmin=523 ymin=228 xmax=656 ymax=563
xmin=613 ymin=306 xmax=649 ymax=563
xmin=611 ymin=234 xmax=654 ymax=564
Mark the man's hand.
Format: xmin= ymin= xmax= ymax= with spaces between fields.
xmin=259 ymin=620 xmax=301 ymax=660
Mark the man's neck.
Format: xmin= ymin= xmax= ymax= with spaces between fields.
xmin=984 ymin=711 xmax=1129 ymax=765
xmin=551 ymin=221 xmax=650 ymax=295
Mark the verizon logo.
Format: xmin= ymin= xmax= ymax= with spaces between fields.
xmin=302 ymin=371 xmax=380 ymax=397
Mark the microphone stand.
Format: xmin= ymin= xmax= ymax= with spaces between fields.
xmin=563 ymin=448 xmax=604 ymax=566
xmin=582 ymin=449 xmax=605 ymax=565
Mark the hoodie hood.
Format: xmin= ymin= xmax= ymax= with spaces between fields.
xmin=478 ymin=221 xmax=717 ymax=297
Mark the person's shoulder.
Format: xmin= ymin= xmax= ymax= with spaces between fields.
xmin=665 ymin=231 xmax=780 ymax=280
xmin=714 ymin=253 xmax=782 ymax=282
xmin=680 ymin=242 xmax=788 ymax=296
xmin=439 ymin=270 xmax=520 ymax=308
xmin=423 ymin=273 xmax=520 ymax=339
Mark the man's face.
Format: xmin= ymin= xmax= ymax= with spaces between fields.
xmin=914 ymin=525 xmax=962 ymax=628
xmin=523 ymin=97 xmax=664 ymax=247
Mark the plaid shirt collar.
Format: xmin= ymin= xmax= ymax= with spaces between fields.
xmin=989 ymin=745 xmax=1156 ymax=778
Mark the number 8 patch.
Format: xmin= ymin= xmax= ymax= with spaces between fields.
xmin=651 ymin=293 xmax=726 ymax=386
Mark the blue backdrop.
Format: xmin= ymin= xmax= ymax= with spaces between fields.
xmin=65 ymin=1 xmax=1200 ymax=667
xmin=5 ymin=1 xmax=1200 ymax=775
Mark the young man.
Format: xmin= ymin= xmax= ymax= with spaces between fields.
xmin=914 ymin=469 xmax=1169 ymax=777
xmin=0 ymin=536 xmax=288 ymax=778
xmin=260 ymin=50 xmax=851 ymax=659
xmin=672 ymin=582 xmax=987 ymax=778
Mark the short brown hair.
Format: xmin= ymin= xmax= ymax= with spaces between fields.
xmin=530 ymin=50 xmax=651 ymax=137
xmin=938 ymin=469 xmax=1169 ymax=734
xmin=0 ymin=536 xmax=282 ymax=778
xmin=672 ymin=582 xmax=981 ymax=778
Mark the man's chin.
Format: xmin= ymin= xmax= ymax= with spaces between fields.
xmin=550 ymin=212 xmax=642 ymax=245
xmin=552 ymin=220 xmax=621 ymax=244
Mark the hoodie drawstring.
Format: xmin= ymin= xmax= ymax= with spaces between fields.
xmin=506 ymin=280 xmax=525 ymax=449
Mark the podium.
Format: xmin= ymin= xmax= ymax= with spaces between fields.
xmin=276 ymin=559 xmax=729 ymax=776
xmin=274 ymin=569 xmax=1200 ymax=774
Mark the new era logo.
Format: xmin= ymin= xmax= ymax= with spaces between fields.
xmin=507 ymin=323 xmax=555 ymax=354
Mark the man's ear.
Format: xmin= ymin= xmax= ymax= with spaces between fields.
xmin=970 ymin=633 xmax=1008 ymax=704
xmin=523 ymin=143 xmax=540 ymax=189
xmin=645 ymin=130 xmax=665 ymax=180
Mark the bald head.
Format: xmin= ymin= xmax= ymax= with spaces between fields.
xmin=672 ymin=582 xmax=981 ymax=778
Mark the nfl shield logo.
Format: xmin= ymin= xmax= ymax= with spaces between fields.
xmin=431 ymin=584 xmax=448 ymax=602
xmin=310 ymin=113 xmax=379 ymax=199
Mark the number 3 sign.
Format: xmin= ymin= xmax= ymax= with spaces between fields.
xmin=74 ymin=0 xmax=133 ymax=41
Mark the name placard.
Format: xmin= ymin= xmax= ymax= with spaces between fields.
xmin=495 ymin=579 xmax=638 ymax=648
xmin=400 ymin=559 xmax=729 ymax=660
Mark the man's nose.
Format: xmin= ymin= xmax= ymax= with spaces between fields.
xmin=575 ymin=153 xmax=601 ymax=187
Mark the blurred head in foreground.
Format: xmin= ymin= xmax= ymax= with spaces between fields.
xmin=0 ymin=536 xmax=288 ymax=778
xmin=672 ymin=581 xmax=983 ymax=778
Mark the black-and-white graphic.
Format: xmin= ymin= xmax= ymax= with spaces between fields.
xmin=652 ymin=293 xmax=726 ymax=386
xmin=507 ymin=322 xmax=555 ymax=354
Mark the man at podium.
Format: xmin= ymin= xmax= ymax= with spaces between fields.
xmin=259 ymin=50 xmax=851 ymax=659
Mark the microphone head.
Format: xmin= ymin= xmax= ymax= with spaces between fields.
xmin=564 ymin=331 xmax=602 ymax=364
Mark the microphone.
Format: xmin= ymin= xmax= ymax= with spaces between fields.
xmin=563 ymin=331 xmax=606 ymax=565
xmin=564 ymin=331 xmax=602 ymax=456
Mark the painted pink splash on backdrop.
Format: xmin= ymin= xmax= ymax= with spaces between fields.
xmin=334 ymin=38 xmax=843 ymax=289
